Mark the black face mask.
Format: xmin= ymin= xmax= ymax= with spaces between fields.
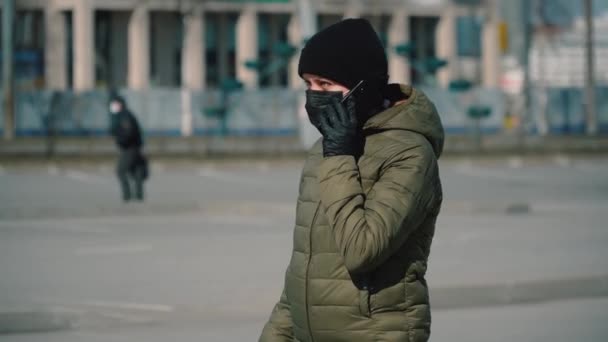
xmin=305 ymin=89 xmax=343 ymax=131
xmin=305 ymin=79 xmax=386 ymax=131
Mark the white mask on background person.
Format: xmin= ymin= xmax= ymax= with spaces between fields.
xmin=110 ymin=101 xmax=122 ymax=114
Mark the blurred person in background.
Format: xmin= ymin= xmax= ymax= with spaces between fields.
xmin=259 ymin=19 xmax=444 ymax=342
xmin=109 ymin=94 xmax=147 ymax=202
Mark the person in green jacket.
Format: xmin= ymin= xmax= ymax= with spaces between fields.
xmin=260 ymin=18 xmax=444 ymax=342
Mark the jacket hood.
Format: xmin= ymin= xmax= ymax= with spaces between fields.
xmin=364 ymin=85 xmax=444 ymax=157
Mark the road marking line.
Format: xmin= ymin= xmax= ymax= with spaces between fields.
xmin=454 ymin=232 xmax=483 ymax=243
xmin=455 ymin=159 xmax=474 ymax=171
xmin=55 ymin=225 xmax=112 ymax=234
xmin=15 ymin=223 xmax=112 ymax=234
xmin=205 ymin=215 xmax=274 ymax=226
xmin=256 ymin=162 xmax=271 ymax=172
xmin=47 ymin=165 xmax=60 ymax=175
xmin=72 ymin=331 xmax=142 ymax=341
xmin=553 ymin=155 xmax=572 ymax=167
xmin=82 ymin=300 xmax=174 ymax=312
xmin=507 ymin=157 xmax=524 ymax=169
xmin=453 ymin=165 xmax=542 ymax=182
xmin=574 ymin=162 xmax=607 ymax=173
xmin=151 ymin=162 xmax=165 ymax=173
xmin=44 ymin=305 xmax=87 ymax=315
xmin=98 ymin=165 xmax=113 ymax=173
xmin=64 ymin=170 xmax=109 ymax=184
xmin=453 ymin=164 xmax=503 ymax=179
xmin=74 ymin=244 xmax=153 ymax=255
xmin=198 ymin=168 xmax=259 ymax=185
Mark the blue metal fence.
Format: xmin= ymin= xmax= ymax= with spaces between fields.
xmin=1 ymin=86 xmax=606 ymax=137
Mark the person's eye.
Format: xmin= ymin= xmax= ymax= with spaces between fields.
xmin=320 ymin=81 xmax=332 ymax=88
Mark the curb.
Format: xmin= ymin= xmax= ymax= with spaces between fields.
xmin=2 ymin=135 xmax=608 ymax=161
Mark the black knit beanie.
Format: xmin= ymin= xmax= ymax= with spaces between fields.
xmin=109 ymin=92 xmax=126 ymax=107
xmin=298 ymin=18 xmax=388 ymax=89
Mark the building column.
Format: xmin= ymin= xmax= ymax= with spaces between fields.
xmin=482 ymin=2 xmax=500 ymax=88
xmin=435 ymin=6 xmax=456 ymax=88
xmin=44 ymin=2 xmax=67 ymax=90
xmin=128 ymin=5 xmax=150 ymax=90
xmin=343 ymin=0 xmax=363 ymax=19
xmin=73 ymin=0 xmax=94 ymax=91
xmin=288 ymin=14 xmax=302 ymax=89
xmin=181 ymin=9 xmax=204 ymax=137
xmin=181 ymin=9 xmax=205 ymax=90
xmin=388 ymin=10 xmax=411 ymax=85
xmin=236 ymin=6 xmax=259 ymax=88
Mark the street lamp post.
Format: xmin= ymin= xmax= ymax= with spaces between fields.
xmin=583 ymin=0 xmax=597 ymax=135
xmin=2 ymin=0 xmax=15 ymax=140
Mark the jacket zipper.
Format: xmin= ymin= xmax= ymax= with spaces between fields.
xmin=305 ymin=202 xmax=321 ymax=342
xmin=359 ymin=273 xmax=374 ymax=317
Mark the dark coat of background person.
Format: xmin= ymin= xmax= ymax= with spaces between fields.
xmin=109 ymin=96 xmax=148 ymax=201
xmin=259 ymin=85 xmax=444 ymax=342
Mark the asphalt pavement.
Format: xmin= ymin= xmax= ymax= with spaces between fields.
xmin=1 ymin=155 xmax=607 ymax=341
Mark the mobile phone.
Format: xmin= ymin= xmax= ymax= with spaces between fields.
xmin=341 ymin=80 xmax=365 ymax=104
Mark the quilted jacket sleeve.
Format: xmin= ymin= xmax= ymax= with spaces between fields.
xmin=259 ymin=287 xmax=293 ymax=342
xmin=317 ymin=143 xmax=437 ymax=275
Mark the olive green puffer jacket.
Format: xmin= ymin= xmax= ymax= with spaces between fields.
xmin=260 ymin=85 xmax=444 ymax=342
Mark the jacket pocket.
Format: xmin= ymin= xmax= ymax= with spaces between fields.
xmin=358 ymin=289 xmax=371 ymax=317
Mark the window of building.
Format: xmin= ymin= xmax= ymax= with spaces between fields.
xmin=65 ymin=11 xmax=73 ymax=89
xmin=410 ymin=16 xmax=439 ymax=85
xmin=318 ymin=14 xmax=342 ymax=30
xmin=258 ymin=13 xmax=290 ymax=87
xmin=15 ymin=10 xmax=44 ymax=50
xmin=456 ymin=16 xmax=482 ymax=57
xmin=0 ymin=10 xmax=45 ymax=89
xmin=205 ymin=12 xmax=239 ymax=88
xmin=363 ymin=14 xmax=390 ymax=48
xmin=95 ymin=10 xmax=129 ymax=88
xmin=150 ymin=11 xmax=183 ymax=88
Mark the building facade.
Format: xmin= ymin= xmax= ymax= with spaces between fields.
xmin=5 ymin=0 xmax=502 ymax=92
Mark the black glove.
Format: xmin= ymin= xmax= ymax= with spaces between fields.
xmin=318 ymin=97 xmax=364 ymax=158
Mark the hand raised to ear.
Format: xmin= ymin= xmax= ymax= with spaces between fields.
xmin=319 ymin=97 xmax=364 ymax=158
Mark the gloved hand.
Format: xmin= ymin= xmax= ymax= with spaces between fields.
xmin=318 ymin=97 xmax=364 ymax=158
